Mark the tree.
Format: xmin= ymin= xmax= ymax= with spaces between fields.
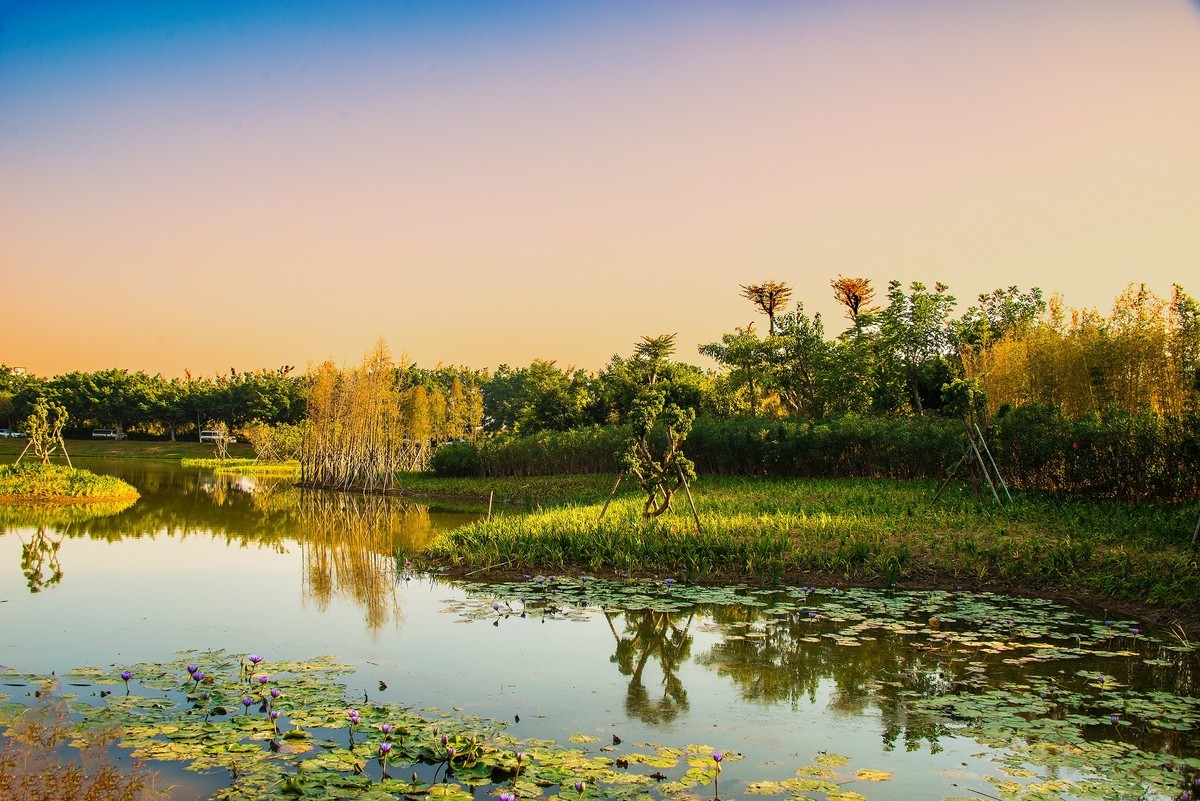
xmin=954 ymin=286 xmax=1046 ymax=348
xmin=699 ymin=325 xmax=773 ymax=416
xmin=740 ymin=282 xmax=793 ymax=336
xmin=22 ymin=398 xmax=69 ymax=465
xmin=876 ymin=280 xmax=958 ymax=414
xmin=830 ymin=276 xmax=877 ymax=328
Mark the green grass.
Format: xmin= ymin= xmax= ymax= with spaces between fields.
xmin=394 ymin=472 xmax=623 ymax=505
xmin=423 ymin=474 xmax=1200 ymax=616
xmin=181 ymin=457 xmax=300 ymax=475
xmin=0 ymin=462 xmax=140 ymax=502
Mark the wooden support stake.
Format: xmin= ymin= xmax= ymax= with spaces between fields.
xmin=15 ymin=438 xmax=32 ymax=465
xmin=975 ymin=423 xmax=1010 ymax=503
xmin=968 ymin=434 xmax=1002 ymax=504
xmin=931 ymin=448 xmax=970 ymax=507
xmin=677 ymin=466 xmax=702 ymax=537
xmin=598 ymin=473 xmax=624 ymax=522
xmin=487 ymin=490 xmax=494 ymax=521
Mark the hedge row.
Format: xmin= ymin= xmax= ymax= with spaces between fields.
xmin=432 ymin=406 xmax=1200 ymax=501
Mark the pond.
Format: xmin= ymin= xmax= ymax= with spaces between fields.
xmin=1 ymin=459 xmax=1197 ymax=801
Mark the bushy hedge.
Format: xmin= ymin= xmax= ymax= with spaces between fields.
xmin=991 ymin=405 xmax=1200 ymax=502
xmin=432 ymin=426 xmax=627 ymax=478
xmin=433 ymin=407 xmax=1200 ymax=501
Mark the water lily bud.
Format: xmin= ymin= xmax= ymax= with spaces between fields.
xmin=120 ymin=671 xmax=132 ymax=682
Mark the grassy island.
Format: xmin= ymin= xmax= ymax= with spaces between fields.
xmin=0 ymin=462 xmax=140 ymax=503
xmin=420 ymin=473 xmax=1199 ymax=628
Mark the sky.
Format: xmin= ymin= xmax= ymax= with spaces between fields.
xmin=2 ymin=0 xmax=1199 ymax=378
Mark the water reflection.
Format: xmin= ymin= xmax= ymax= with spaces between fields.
xmin=607 ymin=609 xmax=693 ymax=724
xmin=0 ymin=459 xmax=481 ymax=631
xmin=0 ymin=499 xmax=138 ymax=592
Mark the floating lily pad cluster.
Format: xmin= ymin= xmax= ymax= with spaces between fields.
xmin=446 ymin=579 xmax=1200 ymax=800
xmin=0 ymin=650 xmax=748 ymax=801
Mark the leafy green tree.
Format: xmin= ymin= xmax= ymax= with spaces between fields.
xmin=481 ymin=360 xmax=592 ymax=433
xmin=954 ymin=286 xmax=1046 ymax=347
xmin=614 ymin=336 xmax=700 ymax=522
xmin=699 ymin=326 xmax=773 ymax=416
xmin=876 ymin=280 xmax=958 ymax=414
xmin=23 ymin=398 xmax=68 ymax=464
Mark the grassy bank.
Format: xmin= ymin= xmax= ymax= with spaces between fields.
xmin=181 ymin=457 xmax=300 ymax=475
xmin=0 ymin=462 xmax=140 ymax=502
xmin=0 ymin=438 xmax=256 ymax=461
xmin=423 ymin=474 xmax=1199 ymax=623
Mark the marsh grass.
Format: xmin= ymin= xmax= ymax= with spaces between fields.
xmin=0 ymin=463 xmax=139 ymax=503
xmin=180 ymin=457 xmax=300 ymax=475
xmin=425 ymin=475 xmax=1199 ymax=612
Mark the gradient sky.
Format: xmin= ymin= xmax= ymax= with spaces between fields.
xmin=2 ymin=1 xmax=1199 ymax=377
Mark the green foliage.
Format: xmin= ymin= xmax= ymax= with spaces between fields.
xmin=992 ymin=405 xmax=1200 ymax=501
xmin=432 ymin=427 xmax=627 ymax=477
xmin=621 ymin=389 xmax=697 ymax=518
xmin=23 ymin=397 xmax=69 ymax=464
xmin=2 ymin=651 xmax=745 ymax=801
xmin=427 ymin=474 xmax=1199 ymax=610
xmin=0 ymin=463 xmax=140 ymax=501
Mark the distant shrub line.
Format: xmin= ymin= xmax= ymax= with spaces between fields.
xmin=432 ymin=406 xmax=1200 ymax=502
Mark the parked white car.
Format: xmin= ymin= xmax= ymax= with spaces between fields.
xmin=199 ymin=429 xmax=237 ymax=443
xmin=92 ymin=429 xmax=125 ymax=439
xmin=0 ymin=428 xmax=26 ymax=438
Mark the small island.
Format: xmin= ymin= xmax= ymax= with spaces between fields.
xmin=0 ymin=399 xmax=139 ymax=504
xmin=0 ymin=462 xmax=140 ymax=504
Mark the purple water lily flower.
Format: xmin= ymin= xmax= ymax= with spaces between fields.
xmin=242 ymin=697 xmax=254 ymax=714
xmin=712 ymin=751 xmax=723 ymax=763
xmin=120 ymin=670 xmax=132 ymax=682
xmin=270 ymin=688 xmax=281 ymax=699
xmin=500 ymin=794 xmax=516 ymax=801
xmin=258 ymin=674 xmax=269 ymax=685
xmin=186 ymin=664 xmax=198 ymax=676
xmin=380 ymin=742 xmax=392 ymax=754
xmin=574 ymin=781 xmax=586 ymax=793
xmin=248 ymin=655 xmax=263 ymax=665
xmin=270 ymin=710 xmax=280 ymax=721
xmin=381 ymin=723 xmax=394 ymax=735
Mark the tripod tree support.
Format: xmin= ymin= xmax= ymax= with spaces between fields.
xmin=933 ymin=378 xmax=1008 ymax=507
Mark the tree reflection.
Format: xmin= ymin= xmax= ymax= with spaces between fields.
xmin=1 ymin=500 xmax=137 ymax=593
xmin=297 ymin=491 xmax=436 ymax=632
xmin=698 ymin=605 xmax=958 ymax=753
xmin=607 ymin=609 xmax=694 ymax=725
xmin=19 ymin=527 xmax=63 ymax=592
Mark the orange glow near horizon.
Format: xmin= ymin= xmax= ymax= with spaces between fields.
xmin=2 ymin=1 xmax=1199 ymax=377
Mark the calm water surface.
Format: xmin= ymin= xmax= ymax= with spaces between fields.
xmin=1 ymin=459 xmax=1196 ymax=800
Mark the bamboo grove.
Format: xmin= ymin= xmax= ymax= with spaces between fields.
xmin=299 ymin=341 xmax=483 ymax=491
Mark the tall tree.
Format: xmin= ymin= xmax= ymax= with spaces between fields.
xmin=740 ymin=281 xmax=793 ymax=336
xmin=876 ymin=280 xmax=957 ymax=414
xmin=830 ymin=276 xmax=877 ymax=328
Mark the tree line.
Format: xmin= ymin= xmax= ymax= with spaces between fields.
xmin=3 ymin=279 xmax=1196 ymax=443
